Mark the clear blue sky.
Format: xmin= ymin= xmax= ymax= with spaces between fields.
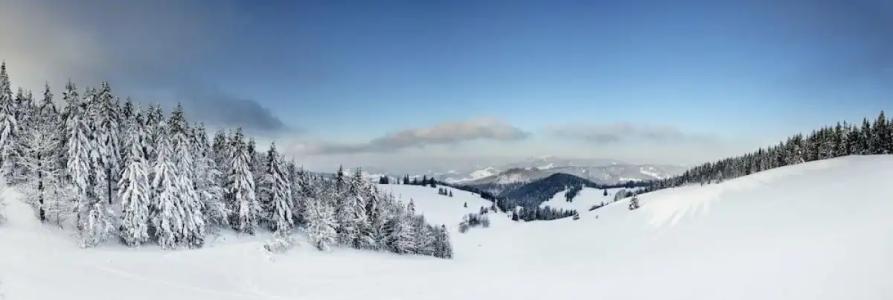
xmin=1 ymin=0 xmax=891 ymax=170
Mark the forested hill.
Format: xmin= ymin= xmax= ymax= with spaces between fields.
xmin=652 ymin=111 xmax=893 ymax=190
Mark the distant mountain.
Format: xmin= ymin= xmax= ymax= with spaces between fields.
xmin=497 ymin=173 xmax=599 ymax=209
xmin=355 ymin=156 xmax=683 ymax=187
xmin=458 ymin=164 xmax=682 ymax=187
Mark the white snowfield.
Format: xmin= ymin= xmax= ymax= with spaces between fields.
xmin=539 ymin=186 xmax=626 ymax=212
xmin=2 ymin=156 xmax=893 ymax=299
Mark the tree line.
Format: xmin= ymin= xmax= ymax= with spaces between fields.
xmin=0 ymin=63 xmax=451 ymax=258
xmin=651 ymin=111 xmax=893 ymax=190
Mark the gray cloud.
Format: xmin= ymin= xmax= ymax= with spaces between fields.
xmin=0 ymin=0 xmax=288 ymax=134
xmin=549 ymin=123 xmax=712 ymax=144
xmin=302 ymin=118 xmax=528 ymax=154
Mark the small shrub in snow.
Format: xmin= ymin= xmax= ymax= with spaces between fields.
xmin=458 ymin=213 xmax=489 ymax=233
xmin=264 ymin=232 xmax=295 ymax=253
xmin=628 ymin=195 xmax=640 ymax=211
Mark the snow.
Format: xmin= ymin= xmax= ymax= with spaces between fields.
xmin=2 ymin=156 xmax=893 ymax=299
xmin=539 ymin=186 xmax=625 ymax=212
xmin=446 ymin=166 xmax=500 ymax=183
xmin=639 ymin=165 xmax=664 ymax=179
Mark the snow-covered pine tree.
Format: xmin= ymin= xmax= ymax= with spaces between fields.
xmin=305 ymin=197 xmax=337 ymax=251
xmin=64 ymin=83 xmax=96 ymax=230
xmin=90 ymin=82 xmax=122 ymax=205
xmin=211 ymin=130 xmax=229 ymax=170
xmin=390 ymin=206 xmax=417 ymax=254
xmin=337 ymin=169 xmax=372 ymax=249
xmin=149 ymin=122 xmax=182 ymax=249
xmin=118 ymin=111 xmax=151 ymax=246
xmin=143 ymin=104 xmax=164 ymax=162
xmin=119 ymin=98 xmax=136 ymax=164
xmin=7 ymin=88 xmax=33 ymax=184
xmin=80 ymin=201 xmax=114 ymax=248
xmin=0 ymin=63 xmax=21 ymax=181
xmin=263 ymin=143 xmax=294 ymax=233
xmin=873 ymin=111 xmax=890 ymax=154
xmin=227 ymin=129 xmax=260 ymax=234
xmin=858 ymin=118 xmax=872 ymax=155
xmin=286 ymin=161 xmax=307 ymax=226
xmin=413 ymin=216 xmax=435 ymax=255
xmin=169 ymin=104 xmax=206 ymax=247
xmin=407 ymin=199 xmax=416 ymax=216
xmin=371 ymin=193 xmax=399 ymax=249
xmin=434 ymin=224 xmax=452 ymax=259
xmin=257 ymin=143 xmax=275 ymax=226
xmin=363 ymin=182 xmax=388 ymax=250
xmin=247 ymin=138 xmax=265 ymax=200
xmin=193 ymin=124 xmax=228 ymax=229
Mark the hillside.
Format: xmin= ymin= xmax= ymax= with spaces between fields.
xmin=1 ymin=156 xmax=892 ymax=299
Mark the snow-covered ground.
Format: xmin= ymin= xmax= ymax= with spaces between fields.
xmin=539 ymin=186 xmax=626 ymax=212
xmin=2 ymin=156 xmax=893 ymax=299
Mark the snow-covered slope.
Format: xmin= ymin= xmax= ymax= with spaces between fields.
xmin=539 ymin=186 xmax=626 ymax=212
xmin=2 ymin=156 xmax=893 ymax=299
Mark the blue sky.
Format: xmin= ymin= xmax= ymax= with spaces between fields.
xmin=1 ymin=0 xmax=891 ymax=171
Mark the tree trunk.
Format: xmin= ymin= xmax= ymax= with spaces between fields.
xmin=37 ymin=152 xmax=45 ymax=222
xmin=107 ymin=168 xmax=113 ymax=205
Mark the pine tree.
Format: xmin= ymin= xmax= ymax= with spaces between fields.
xmin=263 ymin=143 xmax=294 ymax=234
xmin=227 ymin=129 xmax=259 ymax=234
xmin=305 ymin=197 xmax=337 ymax=251
xmin=414 ymin=216 xmax=435 ymax=255
xmin=150 ymin=123 xmax=181 ymax=249
xmin=392 ymin=211 xmax=417 ymax=254
xmin=860 ymin=118 xmax=872 ymax=155
xmin=80 ymin=201 xmax=114 ymax=248
xmin=117 ymin=113 xmax=151 ymax=246
xmin=286 ymin=161 xmax=307 ymax=226
xmin=0 ymin=63 xmax=20 ymax=180
xmin=169 ymin=104 xmax=205 ymax=247
xmin=143 ymin=104 xmax=164 ymax=162
xmin=90 ymin=82 xmax=121 ymax=205
xmin=337 ymin=169 xmax=373 ymax=248
xmin=7 ymin=88 xmax=33 ymax=183
xmin=64 ymin=83 xmax=95 ymax=229
xmin=193 ymin=125 xmax=228 ymax=229
xmin=873 ymin=111 xmax=891 ymax=154
xmin=434 ymin=224 xmax=452 ymax=259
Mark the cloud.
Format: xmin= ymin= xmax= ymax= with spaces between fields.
xmin=0 ymin=0 xmax=288 ymax=134
xmin=548 ymin=123 xmax=712 ymax=144
xmin=161 ymin=84 xmax=289 ymax=134
xmin=301 ymin=118 xmax=528 ymax=154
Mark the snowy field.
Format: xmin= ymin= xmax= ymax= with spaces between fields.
xmin=2 ymin=156 xmax=893 ymax=299
xmin=539 ymin=186 xmax=626 ymax=212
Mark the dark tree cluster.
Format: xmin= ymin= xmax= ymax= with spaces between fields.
xmin=458 ymin=212 xmax=490 ymax=233
xmin=564 ymin=185 xmax=583 ymax=202
xmin=437 ymin=187 xmax=453 ymax=197
xmin=404 ymin=175 xmax=437 ymax=187
xmin=511 ymin=206 xmax=577 ymax=222
xmin=650 ymin=111 xmax=893 ymax=191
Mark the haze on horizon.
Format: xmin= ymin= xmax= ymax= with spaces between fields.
xmin=1 ymin=0 xmax=890 ymax=172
